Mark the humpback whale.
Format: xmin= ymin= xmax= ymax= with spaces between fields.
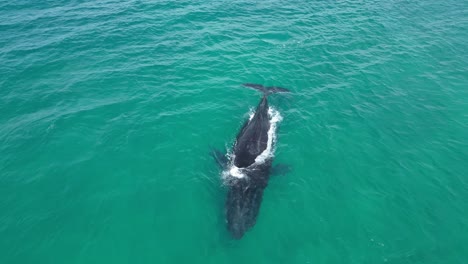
xmin=214 ymin=83 xmax=289 ymax=239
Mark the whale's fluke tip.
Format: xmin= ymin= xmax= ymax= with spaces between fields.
xmin=241 ymin=83 xmax=290 ymax=95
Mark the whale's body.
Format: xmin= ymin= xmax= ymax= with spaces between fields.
xmin=223 ymin=83 xmax=289 ymax=239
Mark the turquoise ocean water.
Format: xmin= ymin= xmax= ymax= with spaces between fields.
xmin=1 ymin=0 xmax=467 ymax=263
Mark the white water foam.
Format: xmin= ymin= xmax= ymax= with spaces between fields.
xmin=248 ymin=108 xmax=255 ymax=121
xmin=222 ymin=153 xmax=246 ymax=180
xmin=223 ymin=107 xmax=282 ymax=180
xmin=254 ymin=107 xmax=282 ymax=164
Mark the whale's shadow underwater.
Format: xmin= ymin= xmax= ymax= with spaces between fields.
xmin=212 ymin=83 xmax=291 ymax=239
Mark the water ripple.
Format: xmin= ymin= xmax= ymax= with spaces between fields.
xmin=1 ymin=0 xmax=467 ymax=263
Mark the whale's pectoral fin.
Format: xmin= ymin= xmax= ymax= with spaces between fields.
xmin=271 ymin=163 xmax=292 ymax=176
xmin=210 ymin=148 xmax=229 ymax=169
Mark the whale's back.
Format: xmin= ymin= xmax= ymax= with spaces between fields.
xmin=233 ymin=97 xmax=270 ymax=168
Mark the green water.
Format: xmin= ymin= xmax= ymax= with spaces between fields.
xmin=1 ymin=0 xmax=467 ymax=263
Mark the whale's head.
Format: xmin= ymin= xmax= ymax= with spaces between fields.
xmin=225 ymin=178 xmax=265 ymax=239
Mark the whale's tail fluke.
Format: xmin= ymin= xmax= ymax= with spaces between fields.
xmin=242 ymin=83 xmax=290 ymax=95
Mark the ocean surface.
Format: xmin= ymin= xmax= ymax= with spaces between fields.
xmin=1 ymin=0 xmax=467 ymax=263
